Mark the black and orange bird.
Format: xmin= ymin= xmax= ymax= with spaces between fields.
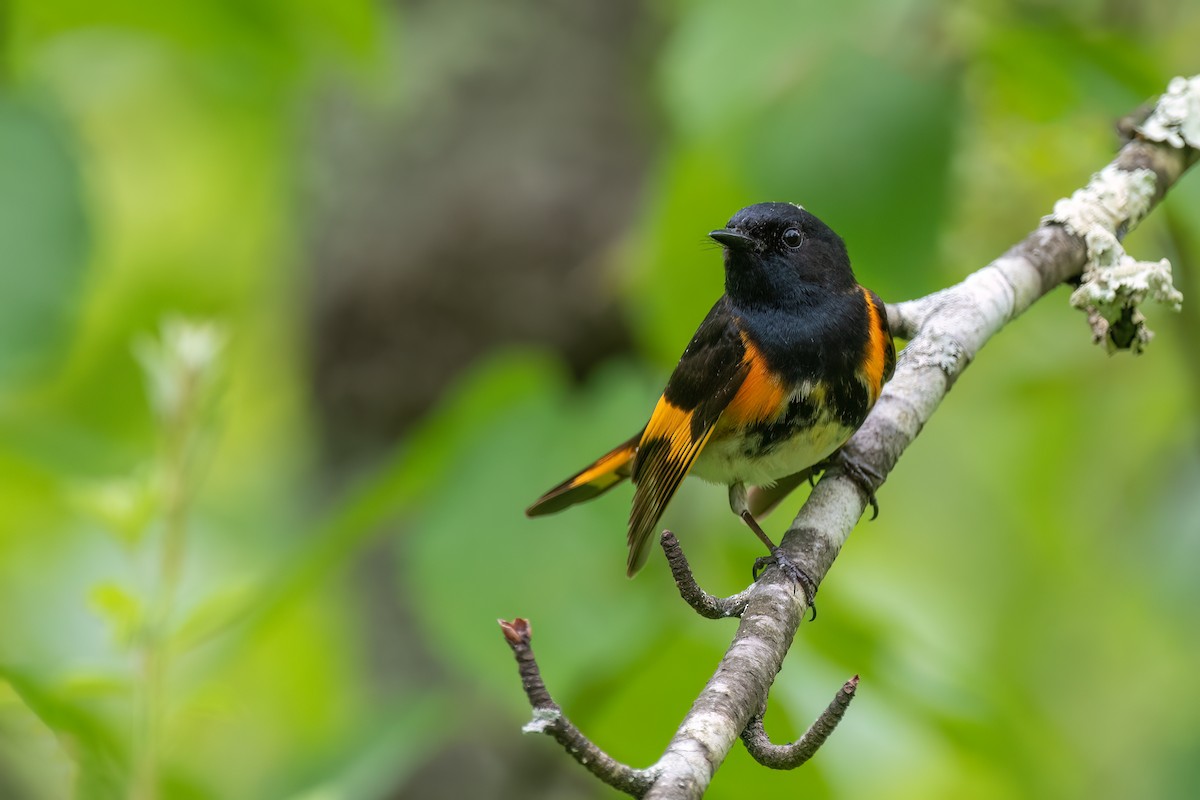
xmin=526 ymin=202 xmax=895 ymax=598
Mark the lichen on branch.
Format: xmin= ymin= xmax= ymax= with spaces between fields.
xmin=1139 ymin=75 xmax=1200 ymax=150
xmin=1053 ymin=164 xmax=1182 ymax=353
xmin=1053 ymin=73 xmax=1198 ymax=353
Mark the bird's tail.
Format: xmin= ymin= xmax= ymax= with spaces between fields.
xmin=525 ymin=432 xmax=641 ymax=517
xmin=746 ymin=466 xmax=818 ymax=518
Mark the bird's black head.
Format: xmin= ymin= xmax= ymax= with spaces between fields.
xmin=709 ymin=202 xmax=855 ymax=308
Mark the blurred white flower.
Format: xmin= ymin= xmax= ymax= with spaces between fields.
xmin=133 ymin=317 xmax=227 ymax=423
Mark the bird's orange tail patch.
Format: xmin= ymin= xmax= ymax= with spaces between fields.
xmin=526 ymin=432 xmax=641 ymax=517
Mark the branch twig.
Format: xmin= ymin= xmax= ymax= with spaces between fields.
xmin=498 ymin=618 xmax=655 ymax=796
xmin=741 ymin=675 xmax=860 ymax=769
xmin=660 ymin=531 xmax=752 ymax=619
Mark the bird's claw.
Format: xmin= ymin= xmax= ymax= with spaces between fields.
xmin=753 ymin=547 xmax=818 ymax=621
xmin=824 ymin=451 xmax=882 ymax=520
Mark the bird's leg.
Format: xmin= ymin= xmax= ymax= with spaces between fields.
xmin=729 ymin=484 xmax=818 ymax=617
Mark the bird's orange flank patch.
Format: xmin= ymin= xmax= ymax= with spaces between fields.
xmin=860 ymin=286 xmax=888 ymax=403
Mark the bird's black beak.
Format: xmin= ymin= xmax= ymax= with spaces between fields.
xmin=708 ymin=228 xmax=757 ymax=251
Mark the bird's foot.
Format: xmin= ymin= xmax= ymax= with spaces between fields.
xmin=818 ymin=450 xmax=883 ymax=520
xmin=753 ymin=547 xmax=818 ymax=621
xmin=739 ymin=507 xmax=817 ymax=619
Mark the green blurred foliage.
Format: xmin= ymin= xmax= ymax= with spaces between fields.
xmin=1 ymin=1 xmax=1199 ymax=799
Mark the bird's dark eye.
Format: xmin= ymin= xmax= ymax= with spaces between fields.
xmin=782 ymin=228 xmax=803 ymax=249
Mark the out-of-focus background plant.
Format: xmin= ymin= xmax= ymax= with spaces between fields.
xmin=1 ymin=1 xmax=1198 ymax=798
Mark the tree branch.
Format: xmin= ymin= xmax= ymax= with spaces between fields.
xmin=503 ymin=75 xmax=1200 ymax=799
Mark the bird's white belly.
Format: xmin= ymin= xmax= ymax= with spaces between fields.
xmin=689 ymin=412 xmax=854 ymax=487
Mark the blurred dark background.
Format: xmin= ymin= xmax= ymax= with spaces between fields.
xmin=1 ymin=1 xmax=1199 ymax=798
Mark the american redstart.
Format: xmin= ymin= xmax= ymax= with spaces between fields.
xmin=527 ymin=203 xmax=895 ymax=598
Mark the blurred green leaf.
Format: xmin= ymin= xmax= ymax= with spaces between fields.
xmin=59 ymin=671 xmax=132 ymax=700
xmin=0 ymin=667 xmax=126 ymax=798
xmin=87 ymin=581 xmax=144 ymax=649
xmin=70 ymin=472 xmax=158 ymax=548
xmin=279 ymin=694 xmax=448 ymax=800
xmin=12 ymin=0 xmax=381 ymax=73
xmin=169 ymin=580 xmax=256 ymax=654
xmin=237 ymin=351 xmax=568 ymax=640
xmin=0 ymin=92 xmax=89 ymax=387
xmin=659 ymin=0 xmax=884 ymax=139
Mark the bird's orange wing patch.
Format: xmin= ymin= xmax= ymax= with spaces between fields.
xmin=721 ymin=335 xmax=787 ymax=427
xmin=641 ymin=394 xmax=696 ymax=445
xmin=627 ymin=396 xmax=716 ymax=575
